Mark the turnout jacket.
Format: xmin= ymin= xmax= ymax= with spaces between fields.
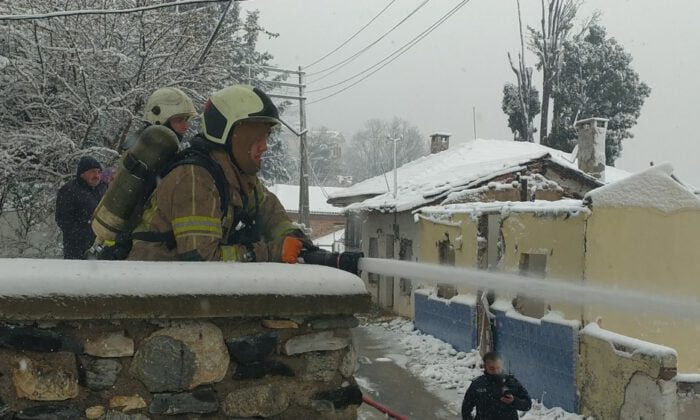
xmin=127 ymin=146 xmax=298 ymax=262
xmin=461 ymin=373 xmax=532 ymax=420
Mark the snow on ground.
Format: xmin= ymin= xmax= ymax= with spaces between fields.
xmin=363 ymin=318 xmax=589 ymax=420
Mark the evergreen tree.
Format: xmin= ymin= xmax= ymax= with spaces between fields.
xmin=502 ymin=83 xmax=541 ymax=142
xmin=306 ymin=127 xmax=345 ymax=186
xmin=549 ymin=25 xmax=651 ymax=164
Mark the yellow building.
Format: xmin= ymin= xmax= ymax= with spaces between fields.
xmin=417 ymin=163 xmax=700 ymax=372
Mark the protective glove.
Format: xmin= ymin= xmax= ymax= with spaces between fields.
xmin=268 ymin=236 xmax=304 ymax=263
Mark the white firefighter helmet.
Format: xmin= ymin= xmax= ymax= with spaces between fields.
xmin=143 ymin=87 xmax=197 ymax=126
xmin=201 ymin=84 xmax=293 ymax=145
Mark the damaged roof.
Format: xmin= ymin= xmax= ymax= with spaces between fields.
xmin=329 ymin=138 xmax=630 ymax=213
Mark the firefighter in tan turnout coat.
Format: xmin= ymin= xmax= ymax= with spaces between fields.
xmin=127 ymin=85 xmax=306 ymax=263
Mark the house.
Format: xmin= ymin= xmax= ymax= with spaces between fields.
xmin=328 ymin=122 xmax=628 ymax=314
xmin=270 ymin=184 xmax=346 ymax=239
xmin=329 ymin=123 xmax=700 ymax=416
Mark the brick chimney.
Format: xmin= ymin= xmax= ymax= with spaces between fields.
xmin=575 ymin=118 xmax=608 ymax=181
xmin=430 ymin=132 xmax=450 ymax=154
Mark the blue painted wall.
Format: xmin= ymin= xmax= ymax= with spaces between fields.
xmin=414 ymin=292 xmax=477 ymax=352
xmin=492 ymin=309 xmax=579 ymax=413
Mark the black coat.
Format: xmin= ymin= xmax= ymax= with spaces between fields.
xmin=461 ymin=373 xmax=532 ymax=420
xmin=55 ymin=178 xmax=107 ymax=259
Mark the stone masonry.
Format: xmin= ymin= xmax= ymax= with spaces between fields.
xmin=0 ymin=316 xmax=365 ymax=419
xmin=0 ymin=260 xmax=371 ymax=419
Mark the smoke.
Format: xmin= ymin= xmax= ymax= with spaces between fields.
xmin=359 ymin=258 xmax=700 ymax=320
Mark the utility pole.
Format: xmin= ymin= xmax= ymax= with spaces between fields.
xmin=473 ymin=106 xmax=477 ymax=139
xmin=246 ymin=65 xmax=310 ymax=228
xmin=297 ymin=66 xmax=310 ymax=228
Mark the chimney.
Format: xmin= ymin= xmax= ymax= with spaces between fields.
xmin=575 ymin=118 xmax=608 ymax=181
xmin=430 ymin=132 xmax=450 ymax=154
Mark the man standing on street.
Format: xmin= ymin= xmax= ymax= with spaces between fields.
xmin=55 ymin=156 xmax=107 ymax=259
xmin=461 ymin=352 xmax=532 ymax=420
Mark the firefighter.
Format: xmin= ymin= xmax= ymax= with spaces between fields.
xmin=126 ymin=85 xmax=306 ymax=263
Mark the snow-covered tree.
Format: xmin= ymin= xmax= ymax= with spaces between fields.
xmin=549 ymin=25 xmax=651 ymax=163
xmin=306 ymin=127 xmax=346 ymax=186
xmin=259 ymin=130 xmax=295 ymax=185
xmin=0 ymin=1 xmax=277 ymax=256
xmin=345 ymin=117 xmax=427 ymax=183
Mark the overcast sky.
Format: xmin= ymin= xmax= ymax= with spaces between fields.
xmin=241 ymin=0 xmax=700 ymax=186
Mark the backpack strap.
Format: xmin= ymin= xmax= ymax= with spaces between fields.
xmin=162 ymin=142 xmax=230 ymax=220
xmin=132 ymin=140 xmax=230 ymax=250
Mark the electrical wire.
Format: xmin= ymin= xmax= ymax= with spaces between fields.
xmin=303 ymin=0 xmax=398 ymax=69
xmin=306 ymin=0 xmax=431 ymax=79
xmin=307 ymin=0 xmax=469 ymax=105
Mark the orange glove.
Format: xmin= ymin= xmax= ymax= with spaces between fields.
xmin=281 ymin=236 xmax=304 ymax=264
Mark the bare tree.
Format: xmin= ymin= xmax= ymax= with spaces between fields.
xmin=346 ymin=117 xmax=427 ymax=183
xmin=528 ymin=1 xmax=601 ymax=146
xmin=507 ymin=0 xmax=537 ymax=142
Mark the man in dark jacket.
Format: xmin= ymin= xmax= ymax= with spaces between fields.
xmin=461 ymin=352 xmax=532 ymax=420
xmin=55 ymin=156 xmax=107 ymax=259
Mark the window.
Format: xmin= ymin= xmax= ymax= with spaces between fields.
xmin=368 ymin=237 xmax=378 ymax=285
xmin=438 ymin=236 xmax=455 ymax=266
xmin=380 ymin=234 xmax=395 ymax=308
xmin=437 ymin=234 xmax=456 ymax=298
xmin=345 ymin=214 xmax=362 ymax=251
xmin=399 ymin=239 xmax=413 ymax=296
xmin=513 ymin=253 xmax=547 ymax=318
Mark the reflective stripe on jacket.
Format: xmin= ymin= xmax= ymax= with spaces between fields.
xmin=127 ymin=147 xmax=297 ymax=261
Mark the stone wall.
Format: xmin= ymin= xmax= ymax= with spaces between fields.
xmin=0 ymin=260 xmax=371 ymax=419
xmin=0 ymin=317 xmax=363 ymax=419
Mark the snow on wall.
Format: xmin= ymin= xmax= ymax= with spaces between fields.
xmin=580 ymin=323 xmax=678 ymax=359
xmin=0 ymin=259 xmax=367 ymax=298
xmin=330 ymin=138 xmax=630 ymax=213
xmin=418 ymin=199 xmax=590 ymax=221
xmin=585 ymin=162 xmax=700 ymax=213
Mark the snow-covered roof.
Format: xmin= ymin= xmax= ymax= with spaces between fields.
xmin=313 ymin=228 xmax=345 ymax=252
xmin=0 ymin=259 xmax=366 ymax=298
xmin=270 ymin=184 xmax=346 ymax=215
xmin=329 ymin=139 xmax=630 ymax=213
xmin=585 ymin=162 xmax=700 ymax=213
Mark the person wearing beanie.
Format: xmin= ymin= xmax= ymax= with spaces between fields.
xmin=55 ymin=156 xmax=108 ymax=259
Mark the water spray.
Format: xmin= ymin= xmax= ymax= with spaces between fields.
xmin=357 ymin=258 xmax=700 ymax=320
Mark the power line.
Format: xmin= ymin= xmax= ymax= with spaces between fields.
xmin=303 ymin=0 xmax=398 ymax=69
xmin=307 ymin=0 xmax=470 ymax=105
xmin=309 ymin=0 xmax=467 ymax=94
xmin=0 ymin=0 xmax=245 ymax=21
xmin=306 ymin=0 xmax=431 ymax=79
